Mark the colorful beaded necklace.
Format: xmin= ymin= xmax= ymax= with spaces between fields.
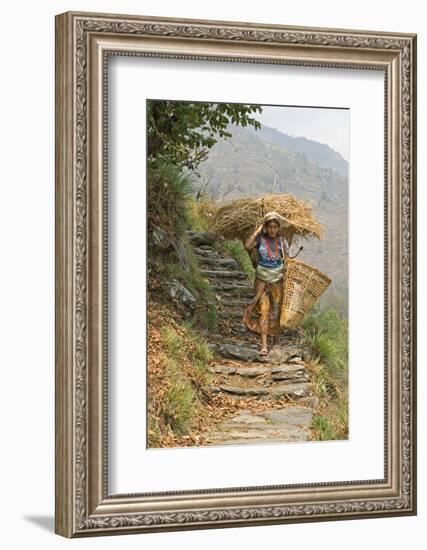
xmin=264 ymin=236 xmax=279 ymax=260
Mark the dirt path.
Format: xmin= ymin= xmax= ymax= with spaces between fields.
xmin=189 ymin=231 xmax=316 ymax=446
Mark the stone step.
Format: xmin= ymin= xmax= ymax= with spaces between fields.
xmin=210 ymin=342 xmax=308 ymax=365
xmin=198 ymin=257 xmax=240 ymax=270
xmin=264 ymin=347 xmax=305 ymax=364
xmin=271 ymin=364 xmax=309 ymax=381
xmin=217 ymin=301 xmax=248 ymax=310
xmin=228 ymin=326 xmax=254 ymax=338
xmin=217 ymin=309 xmax=245 ymax=319
xmin=193 ymin=247 xmax=220 ymax=258
xmin=215 ymin=297 xmax=252 ymax=306
xmin=214 ymin=293 xmax=253 ymax=302
xmin=225 ymin=305 xmax=248 ymax=316
xmin=212 ymin=381 xmax=311 ymax=398
xmin=215 ymin=289 xmax=253 ymax=305
xmin=209 ymin=343 xmax=266 ymax=362
xmin=201 ymin=269 xmax=248 ymax=279
xmin=216 ymin=437 xmax=312 ymax=445
xmin=211 ymin=286 xmax=253 ymax=298
xmin=207 ymin=427 xmax=309 ymax=443
xmin=216 ymin=324 xmax=252 ymax=337
xmin=186 ymin=230 xmax=217 ymax=247
xmin=212 ymin=281 xmax=252 ymax=294
xmin=194 ymin=245 xmax=217 ymax=253
xmin=209 ymin=363 xmax=309 ymax=382
xmin=206 ymin=438 xmax=296 ymax=445
xmin=205 ymin=407 xmax=312 ymax=445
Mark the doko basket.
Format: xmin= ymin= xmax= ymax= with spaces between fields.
xmin=280 ymin=258 xmax=332 ymax=328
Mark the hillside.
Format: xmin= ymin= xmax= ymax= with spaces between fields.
xmin=252 ymin=124 xmax=348 ymax=176
xmin=188 ymin=123 xmax=349 ymax=316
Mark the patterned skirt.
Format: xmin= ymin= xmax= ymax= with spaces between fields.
xmin=242 ymin=267 xmax=285 ymax=336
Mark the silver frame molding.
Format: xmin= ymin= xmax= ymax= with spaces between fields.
xmin=55 ymin=11 xmax=417 ymax=538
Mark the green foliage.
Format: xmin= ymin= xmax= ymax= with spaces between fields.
xmin=307 ymin=333 xmax=339 ymax=381
xmin=302 ymin=307 xmax=348 ymax=386
xmin=163 ymin=379 xmax=197 ymax=435
xmin=336 ymin=395 xmax=349 ymax=431
xmin=312 ymin=415 xmax=335 ymax=441
xmin=147 ymin=100 xmax=263 ymax=170
xmin=147 ymin=159 xmax=194 ymax=237
xmin=302 ymin=307 xmax=349 ymax=440
xmin=161 ymin=327 xmax=185 ymax=361
xmin=148 ymin=170 xmax=218 ymax=333
xmin=156 ymin=324 xmax=214 ymax=437
xmin=194 ymin=338 xmax=213 ymax=365
xmin=189 ymin=336 xmax=214 ymax=387
xmin=204 ymin=305 xmax=218 ymax=333
xmin=185 ymin=198 xmax=214 ymax=231
xmin=192 ymin=359 xmax=213 ymax=384
xmin=147 ymin=416 xmax=162 ymax=447
xmin=180 ymin=323 xmax=213 ymax=364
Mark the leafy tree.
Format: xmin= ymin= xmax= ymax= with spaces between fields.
xmin=147 ymin=100 xmax=262 ymax=170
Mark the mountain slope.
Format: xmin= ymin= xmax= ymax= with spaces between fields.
xmin=250 ymin=124 xmax=348 ymax=177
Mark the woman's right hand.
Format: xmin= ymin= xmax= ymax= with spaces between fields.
xmin=255 ymin=223 xmax=264 ymax=236
xmin=245 ymin=223 xmax=264 ymax=251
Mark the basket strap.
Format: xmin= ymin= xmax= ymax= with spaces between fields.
xmin=278 ymin=237 xmax=287 ymax=327
xmin=279 ymin=236 xmax=285 ymax=262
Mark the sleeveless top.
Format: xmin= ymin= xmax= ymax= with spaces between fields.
xmin=255 ymin=234 xmax=289 ymax=269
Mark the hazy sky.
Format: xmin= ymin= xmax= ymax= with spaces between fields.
xmin=254 ymin=105 xmax=350 ymax=161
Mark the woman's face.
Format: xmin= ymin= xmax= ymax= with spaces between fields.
xmin=266 ymin=221 xmax=279 ymax=238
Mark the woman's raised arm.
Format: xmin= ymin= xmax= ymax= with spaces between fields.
xmin=245 ymin=224 xmax=263 ymax=251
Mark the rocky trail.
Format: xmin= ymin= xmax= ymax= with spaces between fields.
xmin=187 ymin=231 xmax=317 ymax=446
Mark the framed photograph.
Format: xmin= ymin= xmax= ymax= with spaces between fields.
xmin=55 ymin=11 xmax=417 ymax=537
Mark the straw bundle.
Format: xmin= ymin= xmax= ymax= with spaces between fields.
xmin=209 ymin=194 xmax=324 ymax=242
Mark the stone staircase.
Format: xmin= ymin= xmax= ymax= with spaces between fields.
xmin=187 ymin=231 xmax=316 ymax=446
xmin=192 ymin=238 xmax=255 ymax=341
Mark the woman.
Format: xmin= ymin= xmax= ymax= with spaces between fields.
xmin=242 ymin=212 xmax=289 ymax=355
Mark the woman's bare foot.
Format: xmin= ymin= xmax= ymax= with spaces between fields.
xmin=260 ymin=333 xmax=268 ymax=355
xmin=259 ymin=333 xmax=268 ymax=355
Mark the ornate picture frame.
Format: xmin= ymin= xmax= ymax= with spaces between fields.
xmin=55 ymin=11 xmax=417 ymax=537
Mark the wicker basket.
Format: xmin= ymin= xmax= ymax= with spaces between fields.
xmin=280 ymin=258 xmax=332 ymax=328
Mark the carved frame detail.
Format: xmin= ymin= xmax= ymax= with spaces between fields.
xmin=55 ymin=11 xmax=417 ymax=537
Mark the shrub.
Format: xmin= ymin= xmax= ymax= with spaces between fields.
xmin=161 ymin=327 xmax=184 ymax=361
xmin=302 ymin=307 xmax=349 ymax=441
xmin=312 ymin=414 xmax=335 ymax=441
xmin=147 ymin=159 xmax=194 ymax=236
xmin=302 ymin=307 xmax=348 ymax=387
xmin=150 ymin=323 xmax=214 ymax=442
xmin=163 ymin=380 xmax=197 ymax=435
